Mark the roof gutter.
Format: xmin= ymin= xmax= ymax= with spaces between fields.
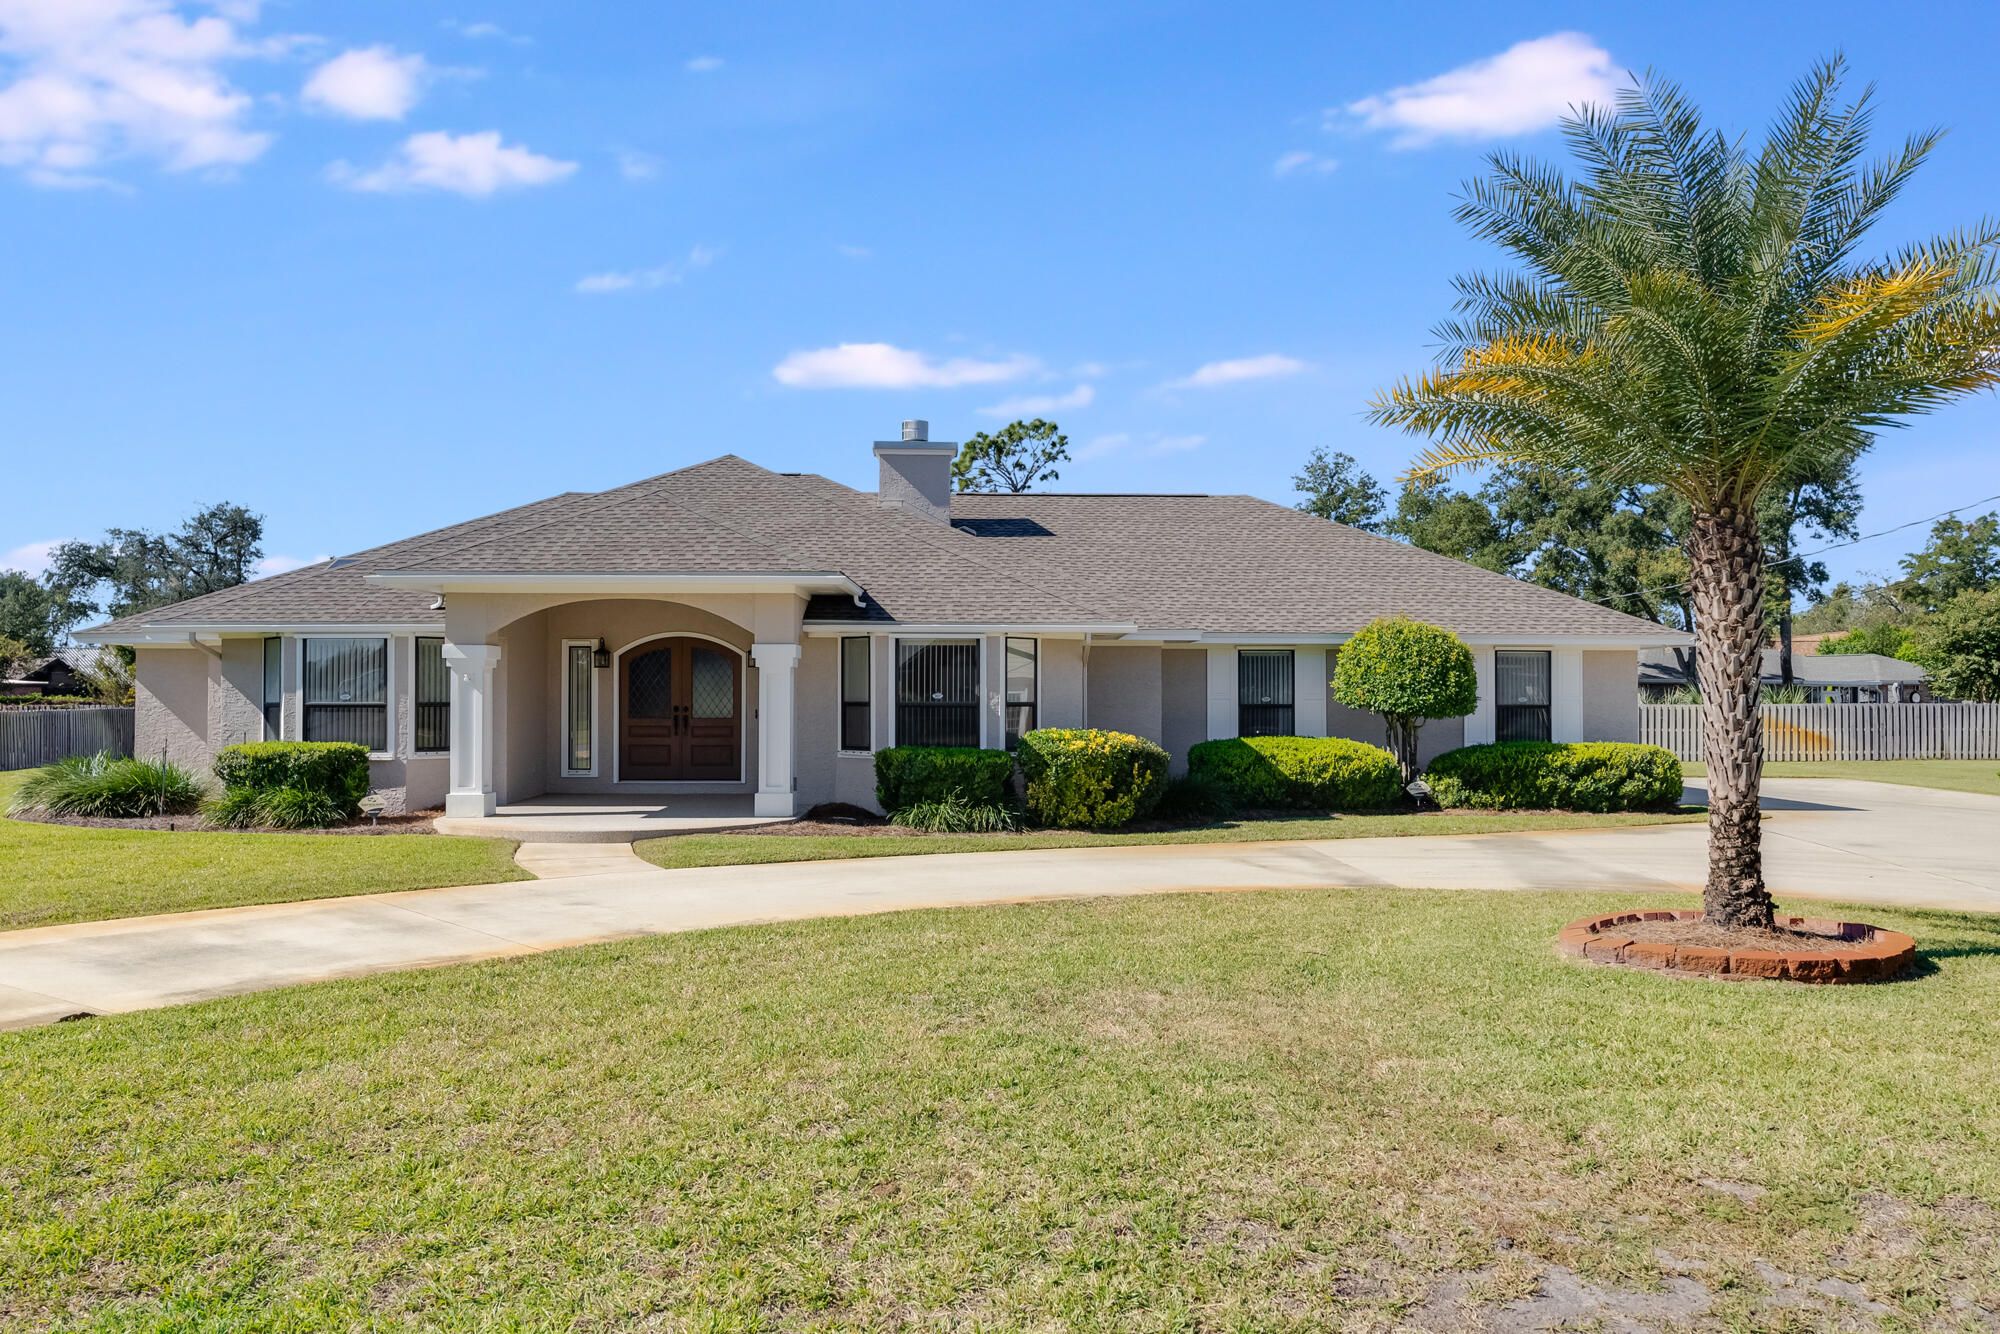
xmin=366 ymin=570 xmax=867 ymax=602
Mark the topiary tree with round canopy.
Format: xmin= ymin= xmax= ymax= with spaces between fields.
xmin=1332 ymin=616 xmax=1479 ymax=785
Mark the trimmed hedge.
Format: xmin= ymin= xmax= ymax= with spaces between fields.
xmin=873 ymin=746 xmax=1014 ymax=814
xmin=209 ymin=742 xmax=371 ymax=828
xmin=1017 ymin=728 xmax=1170 ymax=830
xmin=1186 ymin=736 xmax=1403 ymax=811
xmin=1424 ymin=741 xmax=1683 ymax=813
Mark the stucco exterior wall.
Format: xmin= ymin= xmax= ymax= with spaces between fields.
xmin=1583 ymin=649 xmax=1639 ymax=743
xmin=134 ymin=646 xmax=212 ymax=772
xmin=1159 ymin=648 xmax=1208 ymax=773
xmin=796 ymin=635 xmax=839 ymax=809
xmin=497 ymin=613 xmax=550 ymax=804
xmin=1324 ymin=677 xmax=1466 ymax=766
xmin=214 ymin=637 xmax=264 ymax=751
xmin=1086 ymin=645 xmax=1163 ymax=745
xmin=1038 ymin=638 xmax=1084 ymax=731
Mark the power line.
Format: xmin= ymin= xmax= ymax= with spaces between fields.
xmin=1587 ymin=490 xmax=2000 ymax=608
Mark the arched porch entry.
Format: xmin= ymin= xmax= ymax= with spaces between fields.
xmin=618 ymin=635 xmax=743 ymax=782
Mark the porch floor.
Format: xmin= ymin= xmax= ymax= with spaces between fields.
xmin=434 ymin=795 xmax=790 ymax=845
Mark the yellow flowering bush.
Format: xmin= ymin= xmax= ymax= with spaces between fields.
xmin=1016 ymin=728 xmax=1169 ymax=830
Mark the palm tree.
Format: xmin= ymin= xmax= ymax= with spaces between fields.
xmin=1369 ymin=60 xmax=2000 ymax=928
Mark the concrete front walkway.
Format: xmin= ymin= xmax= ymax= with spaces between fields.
xmin=2 ymin=778 xmax=1996 ymax=1031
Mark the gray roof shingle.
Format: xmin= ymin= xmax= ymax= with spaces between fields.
xmin=85 ymin=453 xmax=1680 ymax=641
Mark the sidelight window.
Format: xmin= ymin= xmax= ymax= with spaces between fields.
xmin=1495 ymin=650 xmax=1552 ymax=742
xmin=839 ymin=636 xmax=871 ymax=752
xmin=414 ymin=638 xmax=449 ymax=753
xmin=262 ymin=636 xmax=282 ymax=739
xmin=895 ymin=639 xmax=980 ymax=747
xmin=1004 ymin=637 xmax=1037 ymax=748
xmin=564 ymin=642 xmax=596 ymax=774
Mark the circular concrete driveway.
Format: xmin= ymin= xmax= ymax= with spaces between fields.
xmin=2 ymin=777 xmax=1995 ymax=1031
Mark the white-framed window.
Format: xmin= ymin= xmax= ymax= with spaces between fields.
xmin=839 ymin=636 xmax=872 ymax=753
xmin=1495 ymin=650 xmax=1552 ymax=742
xmin=302 ymin=636 xmax=389 ymax=753
xmin=1237 ymin=649 xmax=1295 ymax=737
xmin=413 ymin=637 xmax=450 ymax=754
xmin=894 ymin=637 xmax=981 ymax=747
xmin=562 ymin=640 xmax=598 ymax=775
xmin=1004 ymin=637 xmax=1038 ymax=749
xmin=261 ymin=636 xmax=282 ymax=740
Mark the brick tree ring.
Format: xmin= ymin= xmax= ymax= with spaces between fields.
xmin=1556 ymin=910 xmax=1917 ymax=984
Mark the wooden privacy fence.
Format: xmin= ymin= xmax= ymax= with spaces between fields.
xmin=0 ymin=707 xmax=135 ymax=770
xmin=1641 ymin=702 xmax=2000 ymax=762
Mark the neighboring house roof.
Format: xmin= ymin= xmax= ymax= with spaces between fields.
xmin=1639 ymin=648 xmax=1928 ymax=687
xmin=84 ymin=453 xmax=1683 ymax=643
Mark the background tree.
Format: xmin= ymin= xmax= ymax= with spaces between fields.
xmin=952 ymin=419 xmax=1069 ymax=493
xmin=1368 ymin=62 xmax=2000 ymax=928
xmin=0 ymin=633 xmax=33 ymax=681
xmin=1292 ymin=447 xmax=1388 ymax=529
xmin=1895 ymin=511 xmax=2000 ymax=610
xmin=0 ymin=571 xmax=70 ymax=657
xmin=1907 ymin=589 xmax=2000 ymax=700
xmin=47 ymin=501 xmax=265 ymax=625
xmin=1759 ymin=456 xmax=1864 ymax=683
xmin=1331 ymin=616 xmax=1478 ymax=785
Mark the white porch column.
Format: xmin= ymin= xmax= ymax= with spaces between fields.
xmin=443 ymin=642 xmax=501 ymax=818
xmin=752 ymin=642 xmax=800 ymax=817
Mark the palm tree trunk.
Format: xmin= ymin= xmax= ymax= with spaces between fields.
xmin=1689 ymin=503 xmax=1773 ymax=928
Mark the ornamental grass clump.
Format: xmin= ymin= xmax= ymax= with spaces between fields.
xmin=1016 ymin=728 xmax=1169 ymax=830
xmin=890 ymin=789 xmax=1021 ymax=833
xmin=8 ymin=752 xmax=207 ymax=818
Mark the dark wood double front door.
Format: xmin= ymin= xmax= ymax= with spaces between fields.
xmin=619 ymin=638 xmax=742 ymax=781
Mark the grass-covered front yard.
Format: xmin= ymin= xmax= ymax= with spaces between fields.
xmin=4 ymin=886 xmax=1996 ymax=1330
xmin=0 ymin=770 xmax=530 ymax=932
xmin=1685 ymin=758 xmax=2000 ymax=799
xmin=637 ymin=808 xmax=1704 ymax=870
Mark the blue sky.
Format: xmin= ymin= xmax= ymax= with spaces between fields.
xmin=3 ymin=1 xmax=1997 ymax=593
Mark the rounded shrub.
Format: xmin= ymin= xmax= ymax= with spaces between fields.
xmin=1331 ymin=616 xmax=1478 ymax=783
xmin=1016 ymin=728 xmax=1169 ymax=830
xmin=208 ymin=741 xmax=371 ymax=828
xmin=1425 ymin=741 xmax=1683 ymax=812
xmin=1186 ymin=736 xmax=1402 ymax=811
xmin=873 ymin=746 xmax=1014 ymax=815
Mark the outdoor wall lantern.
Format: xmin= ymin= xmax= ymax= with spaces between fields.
xmin=593 ymin=639 xmax=611 ymax=670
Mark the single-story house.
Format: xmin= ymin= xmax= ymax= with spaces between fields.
xmin=1 ymin=648 xmax=109 ymax=698
xmin=1638 ymin=647 xmax=1930 ymax=703
xmin=81 ymin=423 xmax=1685 ymax=821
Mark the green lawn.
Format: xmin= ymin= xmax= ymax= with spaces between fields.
xmin=1685 ymin=757 xmax=2000 ymax=798
xmin=0 ymin=770 xmax=530 ymax=932
xmin=3 ymin=888 xmax=1995 ymax=1330
xmin=638 ymin=807 xmax=1705 ymax=870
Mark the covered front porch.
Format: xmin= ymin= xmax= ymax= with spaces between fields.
xmin=434 ymin=793 xmax=790 ymax=843
xmin=375 ymin=579 xmax=857 ymax=827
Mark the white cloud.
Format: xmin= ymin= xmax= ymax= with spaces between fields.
xmin=772 ymin=342 xmax=1036 ymax=390
xmin=1344 ymin=32 xmax=1620 ymax=147
xmin=615 ymin=148 xmax=659 ymax=180
xmin=0 ymin=0 xmax=277 ymax=185
xmin=684 ymin=55 xmax=722 ymax=72
xmin=575 ymin=244 xmax=718 ymax=294
xmin=835 ymin=242 xmax=870 ymax=260
xmin=1077 ymin=432 xmax=1203 ymax=461
xmin=1166 ymin=354 xmax=1307 ymax=389
xmin=976 ymin=384 xmax=1094 ymax=418
xmin=1273 ymin=149 xmax=1337 ymax=177
xmin=329 ymin=129 xmax=576 ymax=196
xmin=302 ymin=46 xmax=426 ymax=121
xmin=2 ymin=537 xmax=65 ymax=576
xmin=445 ymin=19 xmax=527 ymax=44
xmin=254 ymin=552 xmax=328 ymax=578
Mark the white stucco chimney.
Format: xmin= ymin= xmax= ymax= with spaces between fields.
xmin=874 ymin=420 xmax=956 ymax=524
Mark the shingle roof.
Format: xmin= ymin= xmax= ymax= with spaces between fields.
xmin=86 ymin=453 xmax=1680 ymax=641
xmin=1640 ymin=648 xmax=1928 ymax=687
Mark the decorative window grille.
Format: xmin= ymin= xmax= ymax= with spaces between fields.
xmin=1496 ymin=650 xmax=1553 ymax=742
xmin=895 ymin=639 xmax=980 ymax=747
xmin=1237 ymin=650 xmax=1295 ymax=737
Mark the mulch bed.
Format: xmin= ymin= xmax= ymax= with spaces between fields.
xmin=1559 ymin=909 xmax=1917 ymax=983
xmin=9 ymin=810 xmax=441 ymax=836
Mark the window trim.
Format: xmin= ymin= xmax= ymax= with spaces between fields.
xmin=1003 ymin=636 xmax=1039 ymax=750
xmin=411 ymin=636 xmax=451 ymax=755
xmin=299 ymin=634 xmax=393 ymax=759
xmin=837 ymin=635 xmax=873 ymax=755
xmin=560 ymin=639 xmax=601 ymax=777
xmin=893 ymin=635 xmax=984 ymax=749
xmin=1236 ymin=648 xmax=1296 ymax=738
